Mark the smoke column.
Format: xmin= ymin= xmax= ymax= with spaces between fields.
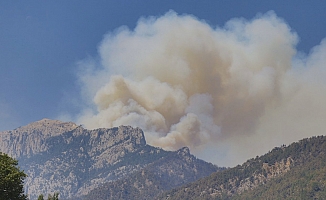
xmin=76 ymin=11 xmax=326 ymax=166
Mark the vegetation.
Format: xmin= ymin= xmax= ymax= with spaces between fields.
xmin=233 ymin=143 xmax=326 ymax=200
xmin=37 ymin=194 xmax=44 ymax=200
xmin=159 ymin=135 xmax=326 ymax=200
xmin=38 ymin=192 xmax=59 ymax=200
xmin=0 ymin=152 xmax=27 ymax=200
xmin=47 ymin=192 xmax=59 ymax=200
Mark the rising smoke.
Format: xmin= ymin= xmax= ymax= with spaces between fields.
xmin=76 ymin=11 xmax=326 ymax=166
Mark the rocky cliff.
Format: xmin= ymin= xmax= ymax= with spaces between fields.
xmin=0 ymin=119 xmax=78 ymax=158
xmin=83 ymin=147 xmax=221 ymax=200
xmin=0 ymin=119 xmax=220 ymax=199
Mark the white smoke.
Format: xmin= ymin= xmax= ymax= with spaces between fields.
xmin=76 ymin=11 xmax=326 ymax=166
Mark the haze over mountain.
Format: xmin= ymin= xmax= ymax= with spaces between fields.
xmin=73 ymin=11 xmax=326 ymax=167
xmin=0 ymin=119 xmax=221 ymax=199
xmin=1 ymin=3 xmax=325 ymax=168
xmin=1 ymin=3 xmax=326 ymax=200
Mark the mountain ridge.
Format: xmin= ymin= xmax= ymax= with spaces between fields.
xmin=0 ymin=118 xmax=79 ymax=158
xmin=82 ymin=146 xmax=221 ymax=200
xmin=158 ymin=135 xmax=326 ymax=200
xmin=0 ymin=119 xmax=220 ymax=199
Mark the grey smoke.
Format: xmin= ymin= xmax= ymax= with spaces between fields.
xmin=74 ymin=11 xmax=326 ymax=166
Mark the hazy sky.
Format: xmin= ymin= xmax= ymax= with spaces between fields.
xmin=1 ymin=1 xmax=326 ymax=166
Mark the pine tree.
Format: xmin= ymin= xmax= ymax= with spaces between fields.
xmin=0 ymin=152 xmax=27 ymax=200
xmin=37 ymin=194 xmax=44 ymax=200
xmin=47 ymin=192 xmax=59 ymax=200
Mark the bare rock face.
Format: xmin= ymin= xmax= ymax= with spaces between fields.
xmin=83 ymin=146 xmax=220 ymax=200
xmin=0 ymin=119 xmax=148 ymax=199
xmin=0 ymin=119 xmax=78 ymax=158
xmin=0 ymin=119 xmax=218 ymax=200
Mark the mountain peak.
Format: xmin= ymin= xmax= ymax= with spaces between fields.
xmin=1 ymin=119 xmax=219 ymax=199
xmin=31 ymin=118 xmax=77 ymax=128
xmin=117 ymin=125 xmax=147 ymax=146
xmin=13 ymin=118 xmax=78 ymax=137
xmin=177 ymin=147 xmax=190 ymax=156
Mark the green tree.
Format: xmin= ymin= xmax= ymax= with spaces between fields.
xmin=47 ymin=192 xmax=59 ymax=200
xmin=0 ymin=152 xmax=27 ymax=200
xmin=37 ymin=194 xmax=44 ymax=200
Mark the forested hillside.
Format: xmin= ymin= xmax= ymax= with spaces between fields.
xmin=159 ymin=135 xmax=326 ymax=200
xmin=233 ymin=138 xmax=326 ymax=199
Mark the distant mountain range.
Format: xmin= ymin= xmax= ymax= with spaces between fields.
xmin=0 ymin=119 xmax=221 ymax=200
xmin=1 ymin=119 xmax=326 ymax=199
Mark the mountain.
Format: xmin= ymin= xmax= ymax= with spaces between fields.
xmin=0 ymin=119 xmax=220 ymax=199
xmin=159 ymin=135 xmax=326 ymax=200
xmin=82 ymin=147 xmax=221 ymax=200
xmin=232 ymin=152 xmax=326 ymax=199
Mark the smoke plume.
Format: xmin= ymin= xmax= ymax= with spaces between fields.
xmin=76 ymin=11 xmax=326 ymax=166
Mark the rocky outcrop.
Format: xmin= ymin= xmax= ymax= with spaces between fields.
xmin=233 ymin=157 xmax=293 ymax=194
xmin=83 ymin=146 xmax=220 ymax=200
xmin=199 ymin=157 xmax=294 ymax=198
xmin=0 ymin=119 xmax=78 ymax=158
xmin=262 ymin=157 xmax=293 ymax=179
xmin=0 ymin=119 xmax=219 ymax=199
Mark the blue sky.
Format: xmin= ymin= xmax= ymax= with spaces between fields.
xmin=1 ymin=1 xmax=325 ymax=130
xmin=1 ymin=1 xmax=326 ymax=165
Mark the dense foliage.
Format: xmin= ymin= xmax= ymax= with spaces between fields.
xmin=233 ymin=136 xmax=326 ymax=200
xmin=159 ymin=135 xmax=326 ymax=200
xmin=0 ymin=152 xmax=27 ymax=200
